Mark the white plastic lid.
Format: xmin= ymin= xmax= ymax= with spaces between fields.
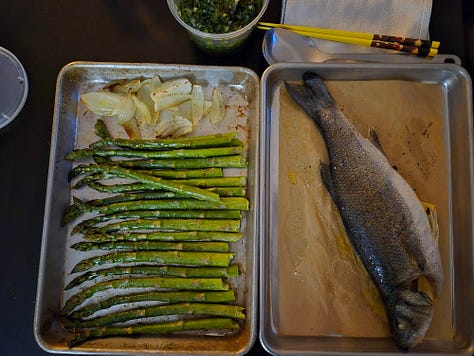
xmin=0 ymin=46 xmax=28 ymax=129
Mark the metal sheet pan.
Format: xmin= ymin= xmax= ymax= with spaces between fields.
xmin=34 ymin=61 xmax=260 ymax=355
xmin=259 ymin=63 xmax=473 ymax=355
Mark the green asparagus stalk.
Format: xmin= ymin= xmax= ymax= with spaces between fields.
xmin=66 ymin=146 xmax=243 ymax=160
xmin=95 ymin=119 xmax=111 ymax=139
xmin=78 ymin=196 xmax=247 ymax=214
xmin=67 ymin=318 xmax=239 ymax=347
xmin=143 ymin=167 xmax=224 ymax=179
xmin=72 ymin=173 xmax=106 ymax=189
xmin=85 ymin=189 xmax=236 ymax=207
xmin=81 ymin=218 xmax=241 ymax=235
xmin=62 ymin=275 xmax=230 ymax=314
xmin=70 ymin=240 xmax=230 ymax=253
xmin=65 ymin=264 xmax=239 ymax=290
xmin=92 ymin=155 xmax=111 ymax=165
xmin=71 ymin=251 xmax=235 ymax=273
xmin=74 ymin=176 xmax=246 ymax=190
xmin=206 ymin=187 xmax=246 ymax=197
xmin=70 ymin=164 xmax=222 ymax=202
xmin=63 ymin=197 xmax=248 ymax=225
xmin=114 ymin=155 xmax=247 ymax=169
xmin=74 ymin=175 xmax=247 ymax=188
xmin=75 ymin=168 xmax=224 ymax=185
xmin=83 ymin=231 xmax=243 ymax=242
xmin=64 ymin=302 xmax=245 ymax=329
xmin=69 ymin=290 xmax=236 ymax=319
xmin=169 ymin=177 xmax=246 ymax=187
xmin=70 ymin=170 xmax=129 ymax=188
xmin=72 ymin=209 xmax=241 ymax=233
xmin=62 ymin=197 xmax=249 ymax=226
xmin=90 ymin=132 xmax=239 ymax=150
xmin=82 ymin=180 xmax=181 ymax=194
xmin=72 ymin=209 xmax=241 ymax=234
xmin=86 ymin=191 xmax=184 ymax=204
xmin=84 ymin=181 xmax=246 ymax=196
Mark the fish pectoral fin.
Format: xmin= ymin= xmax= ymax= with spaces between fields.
xmin=421 ymin=201 xmax=440 ymax=242
xmin=418 ymin=201 xmax=443 ymax=297
xmin=416 ymin=276 xmax=436 ymax=302
xmin=369 ymin=127 xmax=388 ymax=158
xmin=386 ymin=288 xmax=433 ymax=350
xmin=320 ymin=161 xmax=337 ymax=202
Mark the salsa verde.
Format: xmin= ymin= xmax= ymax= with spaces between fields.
xmin=177 ymin=0 xmax=263 ymax=34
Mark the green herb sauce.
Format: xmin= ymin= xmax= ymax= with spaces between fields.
xmin=177 ymin=0 xmax=263 ymax=34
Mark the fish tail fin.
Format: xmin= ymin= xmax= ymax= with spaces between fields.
xmin=385 ymin=287 xmax=433 ymax=349
xmin=284 ymin=72 xmax=335 ymax=127
xmin=302 ymin=72 xmax=336 ymax=108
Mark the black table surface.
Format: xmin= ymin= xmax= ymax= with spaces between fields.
xmin=0 ymin=1 xmax=467 ymax=355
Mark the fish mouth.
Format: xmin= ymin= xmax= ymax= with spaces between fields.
xmin=385 ymin=287 xmax=433 ymax=350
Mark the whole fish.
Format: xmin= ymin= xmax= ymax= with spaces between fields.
xmin=284 ymin=72 xmax=443 ymax=349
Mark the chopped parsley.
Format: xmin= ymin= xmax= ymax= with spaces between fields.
xmin=177 ymin=0 xmax=263 ymax=34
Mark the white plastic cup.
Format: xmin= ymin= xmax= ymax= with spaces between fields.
xmin=167 ymin=0 xmax=269 ymax=55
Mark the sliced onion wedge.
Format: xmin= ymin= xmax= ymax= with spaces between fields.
xmin=203 ymin=100 xmax=212 ymax=115
xmin=105 ymin=79 xmax=141 ymax=94
xmin=155 ymin=110 xmax=193 ymax=138
xmin=154 ymin=94 xmax=192 ymax=112
xmin=191 ymin=84 xmax=204 ymax=125
xmin=209 ymin=87 xmax=225 ymax=123
xmin=137 ymin=79 xmax=159 ymax=124
xmin=136 ymin=79 xmax=154 ymax=110
xmin=151 ymin=78 xmax=192 ymax=109
xmin=176 ymin=100 xmax=192 ymax=120
xmin=131 ymin=95 xmax=152 ymax=126
xmin=112 ymin=94 xmax=136 ymax=124
xmin=80 ymin=92 xmax=127 ymax=116
xmin=150 ymin=76 xmax=162 ymax=93
xmin=121 ymin=117 xmax=142 ymax=139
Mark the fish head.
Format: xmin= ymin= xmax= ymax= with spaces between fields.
xmin=386 ymin=287 xmax=433 ymax=349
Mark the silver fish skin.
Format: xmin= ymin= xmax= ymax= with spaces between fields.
xmin=284 ymin=72 xmax=443 ymax=350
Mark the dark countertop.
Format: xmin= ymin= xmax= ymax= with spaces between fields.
xmin=0 ymin=1 xmax=468 ymax=355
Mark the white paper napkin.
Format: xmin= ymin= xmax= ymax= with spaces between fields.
xmin=281 ymin=0 xmax=433 ymax=53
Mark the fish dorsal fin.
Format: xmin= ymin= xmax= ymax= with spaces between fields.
xmin=369 ymin=127 xmax=388 ymax=157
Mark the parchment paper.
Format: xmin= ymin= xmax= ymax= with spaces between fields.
xmin=276 ymin=79 xmax=452 ymax=340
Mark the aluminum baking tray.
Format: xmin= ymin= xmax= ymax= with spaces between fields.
xmin=34 ymin=61 xmax=260 ymax=355
xmin=259 ymin=63 xmax=473 ymax=355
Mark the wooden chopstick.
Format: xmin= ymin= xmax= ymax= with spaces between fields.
xmin=257 ymin=22 xmax=439 ymax=57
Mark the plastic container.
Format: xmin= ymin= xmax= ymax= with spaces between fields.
xmin=167 ymin=0 xmax=269 ymax=55
xmin=0 ymin=47 xmax=28 ymax=130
